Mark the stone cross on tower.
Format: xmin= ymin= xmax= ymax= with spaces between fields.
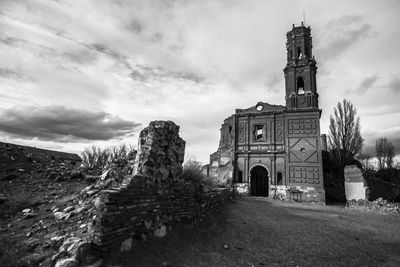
xmin=284 ymin=22 xmax=319 ymax=109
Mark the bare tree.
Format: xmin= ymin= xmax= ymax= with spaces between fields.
xmin=376 ymin=137 xmax=395 ymax=169
xmin=358 ymin=153 xmax=373 ymax=172
xmin=328 ymin=99 xmax=364 ymax=169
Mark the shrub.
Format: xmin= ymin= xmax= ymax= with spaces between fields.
xmin=81 ymin=145 xmax=109 ymax=172
xmin=181 ymin=160 xmax=218 ymax=187
xmin=181 ymin=160 xmax=204 ymax=183
xmin=81 ymin=144 xmax=136 ymax=174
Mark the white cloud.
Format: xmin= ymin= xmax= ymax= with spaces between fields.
xmin=0 ymin=0 xmax=399 ymax=162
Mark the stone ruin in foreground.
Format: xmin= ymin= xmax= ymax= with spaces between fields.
xmin=89 ymin=121 xmax=229 ymax=251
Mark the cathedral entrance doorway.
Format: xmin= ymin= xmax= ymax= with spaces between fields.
xmin=250 ymin=165 xmax=269 ymax=197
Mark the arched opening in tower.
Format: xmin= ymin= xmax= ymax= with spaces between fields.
xmin=297 ymin=46 xmax=302 ymax=58
xmin=297 ymin=77 xmax=305 ymax=95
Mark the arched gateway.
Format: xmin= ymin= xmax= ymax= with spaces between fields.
xmin=250 ymin=166 xmax=269 ymax=197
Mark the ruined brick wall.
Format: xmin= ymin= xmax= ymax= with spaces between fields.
xmin=89 ymin=121 xmax=229 ymax=249
xmin=91 ymin=178 xmax=229 ymax=248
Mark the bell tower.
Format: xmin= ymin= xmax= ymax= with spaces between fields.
xmin=284 ymin=22 xmax=318 ymax=109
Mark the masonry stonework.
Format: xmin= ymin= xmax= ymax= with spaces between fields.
xmin=209 ymin=23 xmax=325 ymax=202
xmin=90 ymin=121 xmax=229 ymax=250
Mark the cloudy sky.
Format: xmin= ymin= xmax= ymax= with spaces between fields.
xmin=0 ymin=0 xmax=399 ymax=163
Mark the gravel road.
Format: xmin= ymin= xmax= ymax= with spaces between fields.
xmin=114 ymin=197 xmax=400 ymax=267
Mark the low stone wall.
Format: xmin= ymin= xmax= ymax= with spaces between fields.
xmin=90 ymin=175 xmax=230 ymax=249
xmin=346 ymin=198 xmax=400 ymax=215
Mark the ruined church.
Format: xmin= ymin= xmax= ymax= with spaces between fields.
xmin=208 ymin=23 xmax=326 ymax=202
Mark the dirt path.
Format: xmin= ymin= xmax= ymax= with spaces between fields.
xmin=113 ymin=197 xmax=400 ymax=267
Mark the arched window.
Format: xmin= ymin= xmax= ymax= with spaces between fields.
xmin=277 ymin=172 xmax=283 ymax=185
xmin=297 ymin=46 xmax=302 ymax=59
xmin=297 ymin=77 xmax=305 ymax=95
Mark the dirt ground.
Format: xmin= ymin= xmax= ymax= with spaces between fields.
xmin=113 ymin=197 xmax=400 ymax=267
xmin=0 ymin=176 xmax=89 ymax=267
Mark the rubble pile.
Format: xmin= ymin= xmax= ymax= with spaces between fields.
xmin=0 ymin=178 xmax=98 ymax=266
xmin=346 ymin=198 xmax=400 ymax=215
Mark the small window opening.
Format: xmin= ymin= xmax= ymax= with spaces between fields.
xmin=254 ymin=125 xmax=263 ymax=140
xmin=238 ymin=170 xmax=243 ymax=183
xmin=297 ymin=77 xmax=305 ymax=95
xmin=289 ymin=50 xmax=293 ymax=59
xmin=277 ymin=172 xmax=283 ymax=185
xmin=228 ymin=126 xmax=232 ymax=134
xmin=297 ymin=46 xmax=302 ymax=59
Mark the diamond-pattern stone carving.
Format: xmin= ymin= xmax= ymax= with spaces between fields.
xmin=289 ymin=138 xmax=318 ymax=163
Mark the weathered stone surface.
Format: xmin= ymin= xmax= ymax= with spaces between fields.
xmin=133 ymin=121 xmax=185 ymax=182
xmin=154 ymin=225 xmax=167 ymax=238
xmin=54 ymin=211 xmax=68 ymax=220
xmin=86 ymin=259 xmax=103 ymax=267
xmin=89 ymin=121 xmax=229 ymax=250
xmin=63 ymin=206 xmax=74 ymax=213
xmin=54 ymin=258 xmax=78 ymax=267
xmin=59 ymin=237 xmax=83 ymax=255
xmin=120 ymin=237 xmax=132 ymax=252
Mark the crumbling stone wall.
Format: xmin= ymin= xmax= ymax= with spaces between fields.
xmin=208 ymin=116 xmax=235 ymax=185
xmin=132 ymin=121 xmax=185 ymax=183
xmin=89 ymin=121 xmax=229 ymax=250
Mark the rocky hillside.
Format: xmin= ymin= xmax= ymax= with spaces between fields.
xmin=0 ymin=142 xmax=123 ymax=266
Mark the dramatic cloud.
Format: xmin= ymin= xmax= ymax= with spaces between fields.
xmin=318 ymin=15 xmax=372 ymax=61
xmin=0 ymin=0 xmax=399 ymax=161
xmin=0 ymin=106 xmax=141 ymax=142
xmin=354 ymin=75 xmax=378 ymax=94
xmin=0 ymin=67 xmax=24 ymax=79
xmin=387 ymin=77 xmax=400 ymax=94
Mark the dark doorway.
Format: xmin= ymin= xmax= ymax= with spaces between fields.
xmin=250 ymin=166 xmax=269 ymax=196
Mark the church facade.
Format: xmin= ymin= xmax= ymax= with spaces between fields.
xmin=208 ymin=23 xmax=326 ymax=202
